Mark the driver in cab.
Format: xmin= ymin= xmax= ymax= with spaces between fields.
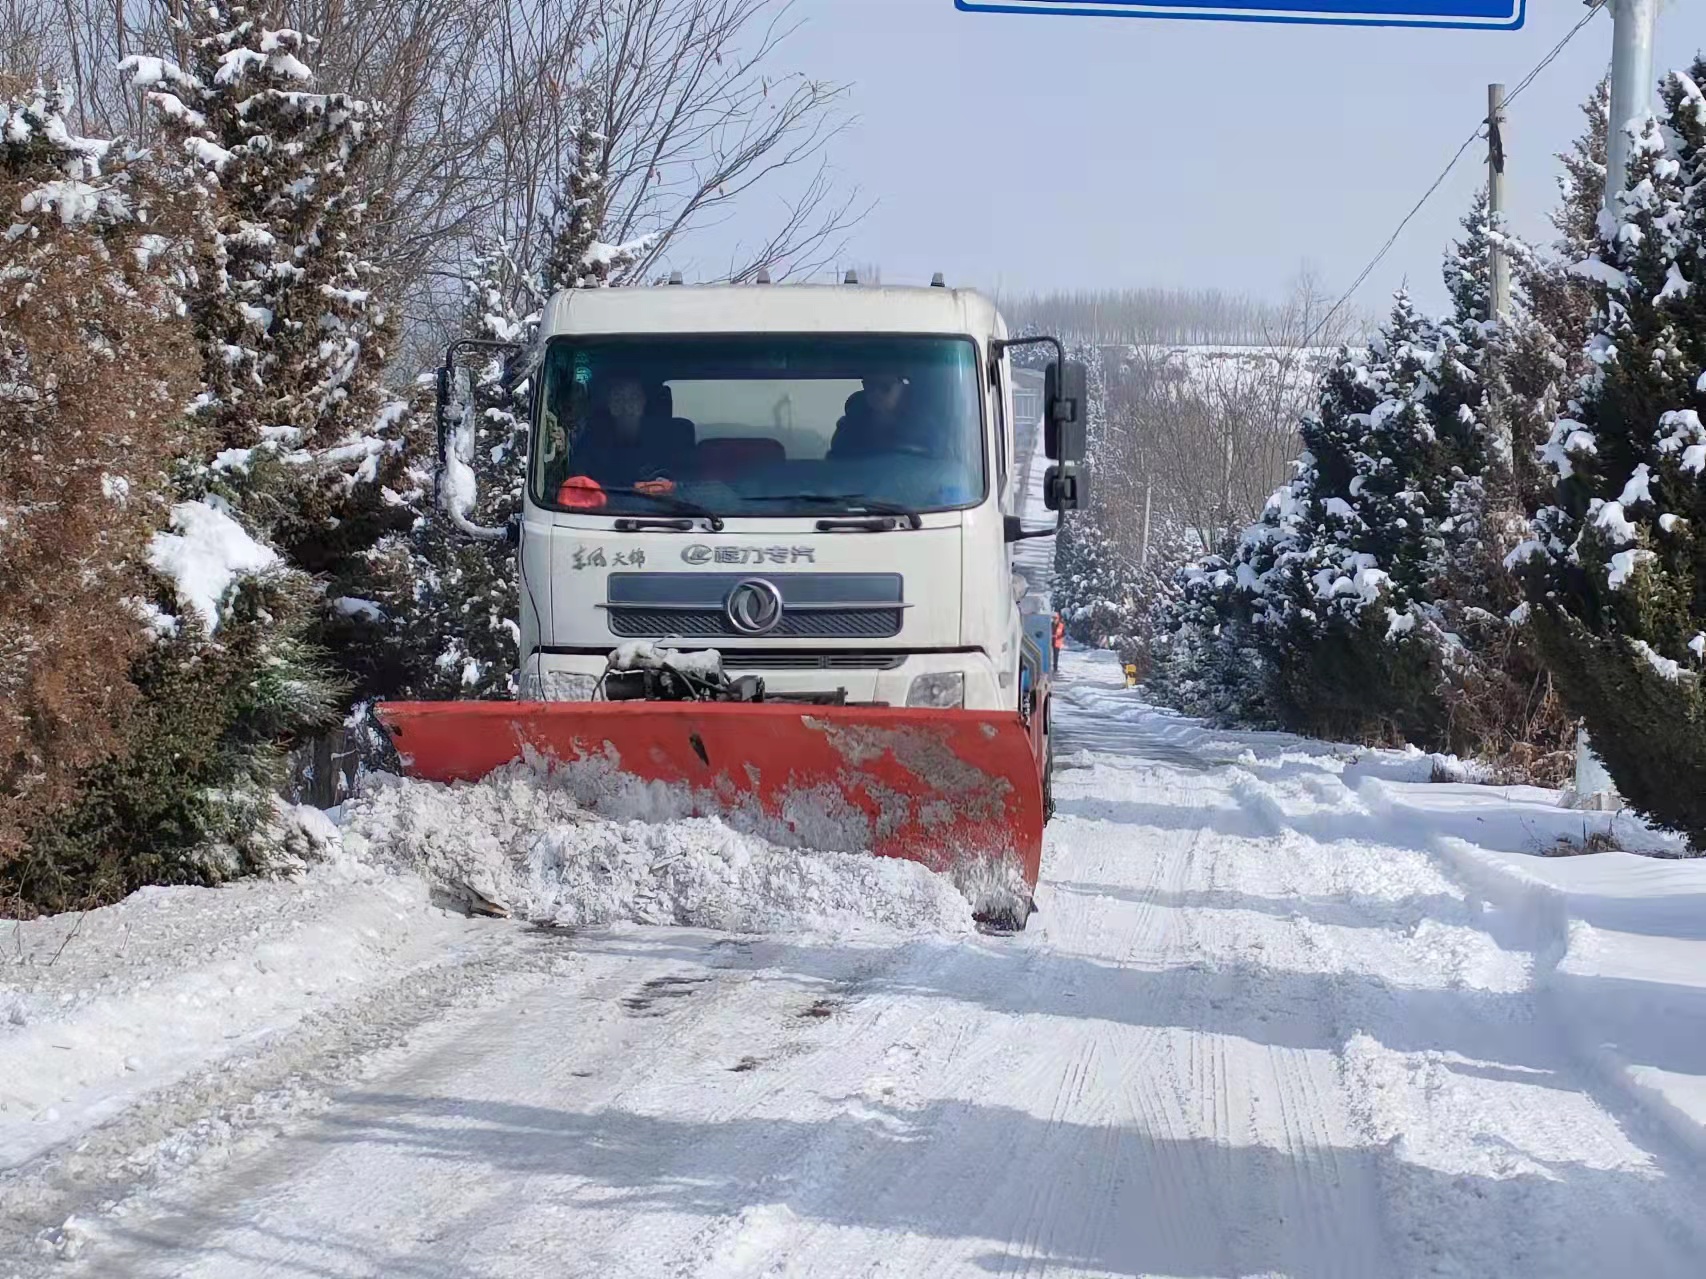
xmin=543 ymin=374 xmax=685 ymax=504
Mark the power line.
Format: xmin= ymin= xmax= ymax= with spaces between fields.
xmin=1303 ymin=1 xmax=1609 ymax=350
xmin=1507 ymin=1 xmax=1608 ymax=106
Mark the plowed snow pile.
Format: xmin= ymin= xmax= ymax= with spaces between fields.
xmin=339 ymin=768 xmax=976 ymax=936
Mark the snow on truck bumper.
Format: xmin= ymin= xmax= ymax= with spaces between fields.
xmin=518 ymin=650 xmax=1007 ymax=710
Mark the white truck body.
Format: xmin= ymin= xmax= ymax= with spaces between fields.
xmin=507 ymin=283 xmax=1047 ymax=711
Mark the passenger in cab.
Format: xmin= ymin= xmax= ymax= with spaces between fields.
xmin=543 ymin=374 xmax=687 ymax=498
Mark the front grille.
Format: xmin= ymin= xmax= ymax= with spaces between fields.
xmin=718 ymin=650 xmax=906 ymax=672
xmin=605 ymin=571 xmax=905 ymax=640
xmin=607 ymin=607 xmax=902 ymax=639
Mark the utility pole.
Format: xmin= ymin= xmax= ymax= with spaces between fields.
xmin=1140 ymin=479 xmax=1153 ymax=567
xmin=1604 ymin=0 xmax=1658 ymax=216
xmin=1486 ymin=83 xmax=1511 ymax=323
xmin=1569 ymin=0 xmax=1655 ymax=812
xmin=1221 ymin=431 xmax=1234 ymax=543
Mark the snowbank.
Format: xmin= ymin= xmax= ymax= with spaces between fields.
xmin=1433 ymin=839 xmax=1706 ymax=1155
xmin=339 ymin=769 xmax=976 ymax=937
xmin=1066 ymin=648 xmax=1706 ymax=1154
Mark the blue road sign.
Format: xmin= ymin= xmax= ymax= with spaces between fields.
xmin=955 ymin=0 xmax=1524 ymax=29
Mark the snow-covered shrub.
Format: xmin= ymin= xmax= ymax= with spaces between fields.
xmin=0 ymin=86 xmax=201 ymax=874
xmin=22 ymin=567 xmax=342 ymax=909
xmin=1144 ymin=549 xmax=1277 ymax=725
xmin=1514 ymin=63 xmax=1706 ymax=848
xmin=0 ymin=86 xmax=344 ymax=911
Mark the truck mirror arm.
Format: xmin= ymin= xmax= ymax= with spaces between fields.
xmin=1003 ymin=514 xmax=1060 ymax=543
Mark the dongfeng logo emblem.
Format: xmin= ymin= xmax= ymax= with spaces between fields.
xmin=725 ymin=578 xmax=784 ymax=635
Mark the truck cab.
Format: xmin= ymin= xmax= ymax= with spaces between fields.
xmin=450 ymin=281 xmax=1084 ymax=718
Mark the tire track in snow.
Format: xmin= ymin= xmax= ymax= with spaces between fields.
xmin=1 ymin=927 xmax=549 ymax=1271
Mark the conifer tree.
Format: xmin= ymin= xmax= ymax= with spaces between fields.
xmin=1515 ymin=64 xmax=1706 ymax=846
xmin=1051 ymin=344 xmax=1129 ymax=641
xmin=125 ymin=3 xmax=417 ymax=701
xmin=1181 ymin=264 xmax=1499 ymax=749
xmin=0 ymin=86 xmax=196 ymax=874
xmin=543 ymin=114 xmax=644 ymax=291
xmin=1507 ymin=79 xmax=1611 ymax=511
xmin=1436 ymin=194 xmax=1574 ymax=779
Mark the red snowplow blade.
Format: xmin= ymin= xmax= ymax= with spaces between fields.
xmin=373 ymin=701 xmax=1044 ymax=887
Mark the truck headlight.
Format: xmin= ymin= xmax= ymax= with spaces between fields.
xmin=906 ymin=672 xmax=964 ymax=708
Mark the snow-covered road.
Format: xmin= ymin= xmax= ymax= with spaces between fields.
xmin=8 ymin=650 xmax=1706 ymax=1277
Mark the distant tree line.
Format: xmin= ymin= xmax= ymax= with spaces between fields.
xmin=1003 ymin=286 xmax=1329 ymax=348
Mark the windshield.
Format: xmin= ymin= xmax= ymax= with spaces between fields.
xmin=530 ymin=333 xmax=986 ymax=518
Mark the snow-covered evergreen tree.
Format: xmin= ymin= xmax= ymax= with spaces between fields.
xmin=1250 ymin=292 xmax=1467 ymax=744
xmin=542 ymin=114 xmax=645 ymax=291
xmin=124 ymin=3 xmax=417 ymax=701
xmin=1051 ymin=344 xmax=1146 ymax=647
xmin=1514 ymin=64 xmax=1706 ymax=847
xmin=1053 ymin=507 xmax=1142 ymax=652
xmin=1 ymin=85 xmax=193 ymax=879
xmin=1156 ymin=258 xmax=1498 ymax=748
xmin=1433 ymin=194 xmax=1577 ymax=780
xmin=1507 ymin=79 xmax=1611 ymax=511
xmin=1144 ymin=550 xmax=1276 ymax=724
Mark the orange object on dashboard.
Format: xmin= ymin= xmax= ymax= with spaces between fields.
xmin=634 ymin=478 xmax=676 ymax=495
xmin=556 ymin=476 xmax=607 ymax=509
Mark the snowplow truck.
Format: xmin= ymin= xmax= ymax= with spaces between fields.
xmin=376 ymin=278 xmax=1087 ymax=927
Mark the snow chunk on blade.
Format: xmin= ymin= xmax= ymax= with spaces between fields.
xmin=340 ymin=768 xmax=978 ymax=936
xmin=372 ymin=699 xmax=1045 ymax=926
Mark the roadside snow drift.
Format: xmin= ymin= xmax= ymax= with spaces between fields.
xmin=339 ymin=768 xmax=976 ymax=936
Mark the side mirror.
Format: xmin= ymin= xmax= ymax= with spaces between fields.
xmin=436 ymin=337 xmax=522 ymax=543
xmin=1044 ymin=462 xmax=1085 ymax=512
xmin=434 ymin=362 xmax=468 ymax=471
xmin=1044 ymin=359 xmax=1087 ymax=462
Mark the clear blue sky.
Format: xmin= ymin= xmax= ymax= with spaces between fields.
xmin=699 ymin=1 xmax=1706 ymax=318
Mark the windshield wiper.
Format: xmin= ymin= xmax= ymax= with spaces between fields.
xmin=599 ymin=487 xmax=725 ymax=531
xmin=743 ymin=493 xmax=922 ymax=529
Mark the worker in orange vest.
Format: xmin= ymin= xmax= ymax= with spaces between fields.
xmin=1051 ymin=613 xmax=1065 ymax=664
